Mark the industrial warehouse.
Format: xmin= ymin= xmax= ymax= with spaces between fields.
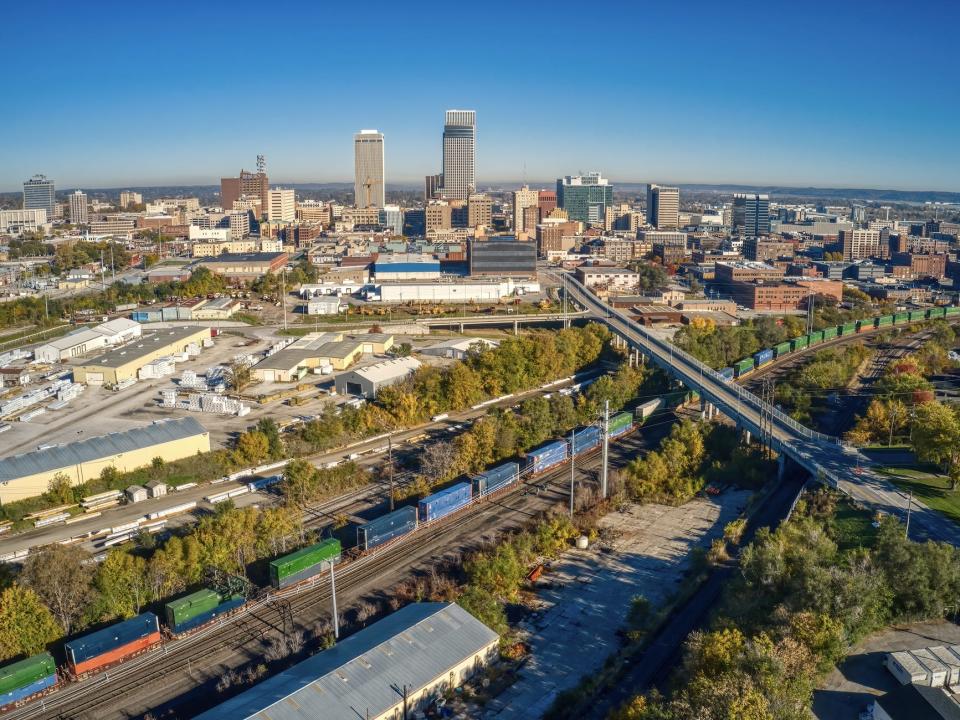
xmin=0 ymin=417 xmax=209 ymax=503
xmin=194 ymin=602 xmax=499 ymax=720
xmin=70 ymin=326 xmax=212 ymax=384
xmin=334 ymin=356 xmax=421 ymax=398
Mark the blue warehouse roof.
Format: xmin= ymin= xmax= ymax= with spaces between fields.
xmin=0 ymin=417 xmax=207 ymax=483
xmin=194 ymin=602 xmax=498 ymax=720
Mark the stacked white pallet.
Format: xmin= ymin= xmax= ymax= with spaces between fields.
xmin=198 ymin=393 xmax=249 ymax=416
xmin=19 ymin=407 xmax=47 ymax=422
xmin=185 ymin=343 xmax=201 ymax=357
xmin=202 ymin=338 xmax=214 ymax=348
xmin=187 ymin=394 xmax=202 ymax=412
xmin=160 ymin=389 xmax=177 ymax=408
xmin=0 ymin=349 xmax=30 ymax=366
xmin=115 ymin=377 xmax=137 ymax=391
xmin=57 ymin=383 xmax=84 ymax=402
xmin=47 ymin=400 xmax=69 ymax=411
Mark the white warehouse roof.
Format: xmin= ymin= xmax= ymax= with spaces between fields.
xmin=350 ymin=356 xmax=421 ymax=383
xmin=194 ymin=602 xmax=498 ymax=720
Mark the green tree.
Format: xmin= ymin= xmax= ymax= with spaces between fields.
xmin=19 ymin=545 xmax=93 ymax=635
xmin=235 ymin=430 xmax=270 ymax=465
xmin=911 ymin=402 xmax=960 ymax=488
xmin=94 ymin=550 xmax=151 ymax=620
xmin=0 ymin=585 xmax=62 ymax=661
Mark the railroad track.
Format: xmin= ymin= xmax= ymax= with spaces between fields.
xmin=18 ymin=430 xmax=656 ymax=720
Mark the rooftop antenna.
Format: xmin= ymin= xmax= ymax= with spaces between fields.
xmin=256 ymin=154 xmax=266 ymax=175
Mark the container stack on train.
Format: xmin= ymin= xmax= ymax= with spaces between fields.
xmin=571 ymin=425 xmax=601 ymax=456
xmin=65 ymin=612 xmax=162 ymax=677
xmin=357 ymin=506 xmax=418 ymax=551
xmin=525 ymin=439 xmax=569 ymax=475
xmin=0 ymin=653 xmax=57 ymax=709
xmin=472 ymin=462 xmax=520 ymax=498
xmin=164 ymin=589 xmax=246 ymax=636
xmin=608 ymin=411 xmax=634 ymax=438
xmin=418 ymin=482 xmax=472 ymax=522
xmin=269 ymin=538 xmax=342 ymax=589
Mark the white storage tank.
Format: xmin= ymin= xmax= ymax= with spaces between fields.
xmin=886 ymin=651 xmax=929 ymax=685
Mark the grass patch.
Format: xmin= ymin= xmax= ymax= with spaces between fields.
xmin=877 ymin=466 xmax=960 ymax=526
xmin=830 ymin=498 xmax=878 ymax=551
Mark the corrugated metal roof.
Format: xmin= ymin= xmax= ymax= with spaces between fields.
xmin=194 ymin=603 xmax=498 ymax=720
xmin=0 ymin=417 xmax=207 ymax=482
xmin=39 ymin=329 xmax=103 ymax=351
xmin=77 ymin=327 xmax=207 ymax=369
xmin=347 ymin=357 xmax=420 ymax=384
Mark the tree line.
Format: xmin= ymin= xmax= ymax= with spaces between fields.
xmin=613 ymin=491 xmax=960 ymax=719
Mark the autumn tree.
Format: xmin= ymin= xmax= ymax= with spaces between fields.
xmin=911 ymin=402 xmax=960 ymax=488
xmin=20 ymin=544 xmax=93 ymax=635
xmin=94 ymin=550 xmax=151 ymax=620
xmin=0 ymin=585 xmax=62 ymax=661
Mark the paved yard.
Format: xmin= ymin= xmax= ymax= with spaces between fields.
xmin=813 ymin=620 xmax=960 ymax=719
xmin=484 ymin=490 xmax=751 ymax=719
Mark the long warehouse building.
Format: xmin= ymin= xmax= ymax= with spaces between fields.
xmin=71 ymin=326 xmax=211 ymax=384
xmin=0 ymin=417 xmax=209 ymax=503
xmin=195 ymin=602 xmax=498 ymax=720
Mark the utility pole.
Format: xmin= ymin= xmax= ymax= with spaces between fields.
xmin=281 ymin=267 xmax=287 ymax=332
xmin=569 ymin=429 xmax=576 ymax=517
xmin=905 ymin=490 xmax=913 ymax=539
xmin=601 ymin=401 xmax=610 ymax=499
xmin=330 ymin=562 xmax=339 ymax=639
xmin=388 ymin=436 xmax=395 ymax=512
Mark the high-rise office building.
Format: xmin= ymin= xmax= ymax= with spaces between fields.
xmin=840 ymin=229 xmax=882 ymax=261
xmin=441 ymin=110 xmax=476 ymax=201
xmin=732 ymin=193 xmax=771 ymax=236
xmin=556 ymin=172 xmax=613 ymax=225
xmin=119 ymin=191 xmax=143 ymax=208
xmin=512 ymin=185 xmax=540 ymax=234
xmin=380 ymin=205 xmax=404 ymax=235
xmin=468 ymin=194 xmax=493 ymax=229
xmin=646 ymin=184 xmax=680 ymax=230
xmin=424 ymin=173 xmax=443 ymax=201
xmin=268 ymin=188 xmax=295 ymax=223
xmin=354 ymin=130 xmax=385 ymax=208
xmin=69 ymin=190 xmax=88 ymax=225
xmin=221 ymin=166 xmax=268 ymax=214
xmin=538 ymin=190 xmax=557 ymax=219
xmin=23 ymin=175 xmax=55 ymax=222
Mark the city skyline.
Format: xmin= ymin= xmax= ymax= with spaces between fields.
xmin=3 ymin=1 xmax=959 ymax=192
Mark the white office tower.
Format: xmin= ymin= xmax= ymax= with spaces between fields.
xmin=23 ymin=175 xmax=55 ymax=221
xmin=441 ymin=110 xmax=476 ymax=201
xmin=354 ymin=129 xmax=385 ymax=208
xmin=69 ymin=190 xmax=88 ymax=225
xmin=267 ymin=188 xmax=295 ymax=223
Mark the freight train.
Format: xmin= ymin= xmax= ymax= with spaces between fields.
xmin=721 ymin=306 xmax=959 ymax=380
xmin=0 ymin=410 xmax=639 ymax=712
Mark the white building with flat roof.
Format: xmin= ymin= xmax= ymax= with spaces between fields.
xmin=0 ymin=209 xmax=50 ymax=235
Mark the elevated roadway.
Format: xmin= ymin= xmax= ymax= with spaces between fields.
xmin=556 ymin=270 xmax=960 ymax=546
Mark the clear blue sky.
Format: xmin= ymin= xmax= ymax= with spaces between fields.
xmin=4 ymin=0 xmax=958 ymax=192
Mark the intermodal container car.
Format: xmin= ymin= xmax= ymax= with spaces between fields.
xmin=840 ymin=322 xmax=857 ymax=335
xmin=822 ymin=326 xmax=838 ymax=340
xmin=754 ymin=349 xmax=774 ymax=367
xmin=170 ymin=596 xmax=245 ymax=635
xmin=248 ymin=475 xmax=282 ymax=492
xmin=774 ymin=341 xmax=792 ymax=358
xmin=0 ymin=653 xmax=56 ymax=707
xmin=893 ymin=312 xmax=909 ymax=324
xmin=525 ymin=439 xmax=568 ymax=475
xmin=877 ymin=314 xmax=894 ymax=326
xmin=929 ymin=307 xmax=946 ymax=319
xmin=608 ymin=411 xmax=633 ymax=438
xmin=571 ymin=425 xmax=601 ymax=456
xmin=164 ymin=589 xmax=220 ymax=630
xmin=65 ymin=613 xmax=161 ymax=676
xmin=946 ymin=306 xmax=960 ymax=317
xmin=635 ymin=398 xmax=663 ymax=420
xmin=357 ymin=506 xmax=417 ymax=551
xmin=734 ymin=358 xmax=754 ymax=377
xmin=791 ymin=335 xmax=809 ymax=351
xmin=808 ymin=330 xmax=825 ymax=345
xmin=269 ymin=538 xmax=342 ymax=589
xmin=908 ymin=310 xmax=926 ymax=322
xmin=472 ymin=462 xmax=519 ymax=497
xmin=418 ymin=482 xmax=472 ymax=522
xmin=719 ymin=367 xmax=735 ymax=381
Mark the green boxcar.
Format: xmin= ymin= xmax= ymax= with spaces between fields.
xmin=0 ymin=653 xmax=56 ymax=696
xmin=165 ymin=588 xmax=220 ymax=629
xmin=734 ymin=358 xmax=754 ymax=376
xmin=908 ymin=310 xmax=926 ymax=322
xmin=877 ymin=315 xmax=894 ymax=326
xmin=809 ymin=331 xmax=825 ymax=345
xmin=609 ymin=412 xmax=632 ymax=433
xmin=791 ymin=335 xmax=809 ymax=351
xmin=946 ymin=306 xmax=960 ymax=317
xmin=929 ymin=307 xmax=947 ymax=319
xmin=270 ymin=538 xmax=342 ymax=587
xmin=822 ymin=327 xmax=838 ymax=340
xmin=893 ymin=312 xmax=909 ymax=324
xmin=841 ymin=322 xmax=857 ymax=335
xmin=774 ymin=341 xmax=792 ymax=357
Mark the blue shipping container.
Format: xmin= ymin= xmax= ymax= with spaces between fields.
xmin=1 ymin=674 xmax=56 ymax=707
xmin=526 ymin=440 xmax=568 ymax=474
xmin=719 ymin=367 xmax=735 ymax=381
xmin=418 ymin=482 xmax=472 ymax=522
xmin=66 ymin=612 xmax=159 ymax=667
xmin=170 ymin=597 xmax=246 ymax=634
xmin=754 ymin=349 xmax=774 ymax=367
xmin=473 ymin=462 xmax=520 ymax=497
xmin=357 ymin=506 xmax=418 ymax=550
xmin=571 ymin=426 xmax=601 ymax=456
xmin=248 ymin=475 xmax=282 ymax=492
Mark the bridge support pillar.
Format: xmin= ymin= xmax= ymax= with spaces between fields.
xmin=459 ymin=322 xmax=464 ymax=334
xmin=743 ymin=429 xmax=751 ymax=444
xmin=513 ymin=320 xmax=519 ymax=336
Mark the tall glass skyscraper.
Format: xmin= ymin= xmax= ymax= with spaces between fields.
xmin=354 ymin=129 xmax=385 ymax=208
xmin=441 ymin=110 xmax=476 ymax=201
xmin=732 ymin=193 xmax=771 ymax=236
xmin=556 ymin=172 xmax=613 ymax=225
xmin=23 ymin=175 xmax=55 ymax=222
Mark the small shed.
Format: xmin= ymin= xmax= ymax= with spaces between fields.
xmin=126 ymin=485 xmax=149 ymax=503
xmin=886 ymin=651 xmax=930 ymax=686
xmin=144 ymin=479 xmax=168 ymax=499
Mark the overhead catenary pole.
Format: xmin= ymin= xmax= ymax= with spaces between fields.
xmin=601 ymin=400 xmax=610 ymax=499
xmin=388 ymin=435 xmax=395 ymax=512
xmin=330 ymin=562 xmax=339 ymax=639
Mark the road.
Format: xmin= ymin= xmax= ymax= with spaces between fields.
xmin=557 ymin=270 xmax=960 ymax=547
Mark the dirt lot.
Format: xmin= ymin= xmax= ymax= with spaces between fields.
xmin=813 ymin=619 xmax=960 ymax=719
